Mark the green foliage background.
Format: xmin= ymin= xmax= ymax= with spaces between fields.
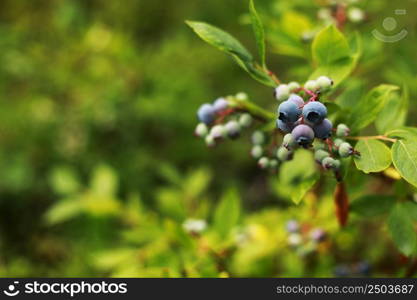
xmin=0 ymin=0 xmax=416 ymax=277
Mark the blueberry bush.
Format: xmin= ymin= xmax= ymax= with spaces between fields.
xmin=188 ymin=0 xmax=417 ymax=268
xmin=0 ymin=0 xmax=416 ymax=278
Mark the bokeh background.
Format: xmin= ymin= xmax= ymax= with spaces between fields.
xmin=0 ymin=0 xmax=416 ymax=277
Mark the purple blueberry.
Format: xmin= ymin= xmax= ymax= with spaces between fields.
xmin=287 ymin=94 xmax=304 ymax=108
xmin=302 ymin=102 xmax=327 ymax=125
xmin=313 ymin=118 xmax=333 ymax=139
xmin=277 ymin=119 xmax=297 ymax=133
xmin=278 ymin=101 xmax=302 ymax=123
xmin=197 ymin=103 xmax=215 ymax=125
xmin=213 ymin=98 xmax=229 ymax=113
xmin=310 ymin=228 xmax=326 ymax=242
xmin=291 ymin=124 xmax=315 ymax=146
xmin=286 ymin=220 xmax=299 ymax=233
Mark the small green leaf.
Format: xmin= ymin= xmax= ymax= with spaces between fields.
xmin=213 ymin=189 xmax=241 ymax=238
xmin=44 ymin=199 xmax=84 ymax=225
xmin=353 ymin=140 xmax=391 ymax=173
xmin=375 ymin=87 xmax=409 ymax=134
xmin=389 ymin=128 xmax=417 ymax=188
xmin=249 ymin=0 xmax=266 ymax=68
xmin=350 ymin=195 xmax=395 ymax=217
xmin=387 ymin=203 xmax=417 ymax=256
xmin=348 ymin=84 xmax=399 ymax=132
xmin=186 ymin=20 xmax=275 ymax=86
xmin=310 ymin=26 xmax=361 ymax=86
xmin=277 ymin=150 xmax=318 ymax=204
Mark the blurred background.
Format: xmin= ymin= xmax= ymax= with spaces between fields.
xmin=0 ymin=0 xmax=416 ymax=277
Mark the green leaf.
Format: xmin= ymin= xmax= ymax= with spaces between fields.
xmin=277 ymin=150 xmax=318 ymax=204
xmin=348 ymin=84 xmax=399 ymax=132
xmin=213 ymin=189 xmax=241 ymax=238
xmin=375 ymin=87 xmax=409 ymax=134
xmin=310 ymin=26 xmax=361 ymax=86
xmin=389 ymin=128 xmax=417 ymax=188
xmin=249 ymin=0 xmax=266 ymax=68
xmin=353 ymin=140 xmax=391 ymax=173
xmin=186 ymin=20 xmax=275 ymax=86
xmin=44 ymin=199 xmax=84 ymax=225
xmin=387 ymin=203 xmax=417 ymax=256
xmin=350 ymin=195 xmax=395 ymax=217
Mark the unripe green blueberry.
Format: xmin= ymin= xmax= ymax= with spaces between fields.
xmin=258 ymin=157 xmax=270 ymax=169
xmin=315 ymin=149 xmax=330 ymax=162
xmin=348 ymin=7 xmax=365 ymax=23
xmin=275 ymin=84 xmax=290 ymax=101
xmin=251 ymin=131 xmax=265 ymax=145
xmin=210 ymin=125 xmax=226 ymax=139
xmin=225 ymin=120 xmax=241 ymax=139
xmin=236 ymin=92 xmax=248 ymax=101
xmin=277 ymin=146 xmax=293 ymax=162
xmin=334 ymin=138 xmax=344 ymax=148
xmin=239 ymin=113 xmax=253 ymax=128
xmin=316 ymin=76 xmax=333 ymax=91
xmin=333 ymin=159 xmax=341 ymax=171
xmin=251 ymin=145 xmax=263 ymax=159
xmin=283 ymin=133 xmax=297 ymax=149
xmin=313 ymin=141 xmax=326 ymax=151
xmin=205 ymin=135 xmax=215 ymax=147
xmin=336 ymin=124 xmax=350 ymax=137
xmin=304 ymin=80 xmax=319 ymax=91
xmin=288 ymin=81 xmax=301 ymax=92
xmin=195 ymin=123 xmax=208 ymax=138
xmin=339 ymin=142 xmax=353 ymax=158
xmin=269 ymin=159 xmax=278 ymax=169
xmin=322 ymin=157 xmax=337 ymax=170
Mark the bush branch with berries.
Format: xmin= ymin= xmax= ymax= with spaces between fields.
xmin=187 ymin=0 xmax=417 ymax=257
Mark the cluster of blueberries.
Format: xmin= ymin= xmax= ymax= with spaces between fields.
xmin=285 ymin=219 xmax=327 ymax=256
xmin=194 ymin=76 xmax=358 ymax=173
xmin=274 ymin=76 xmax=357 ymax=173
xmin=195 ymin=94 xmax=253 ymax=147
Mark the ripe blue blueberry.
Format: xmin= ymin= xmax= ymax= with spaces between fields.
xmin=291 ymin=124 xmax=315 ymax=146
xmin=313 ymin=118 xmax=333 ymax=139
xmin=213 ymin=98 xmax=229 ymax=113
xmin=225 ymin=120 xmax=240 ymax=139
xmin=195 ymin=123 xmax=208 ymax=137
xmin=336 ymin=124 xmax=350 ymax=137
xmin=339 ymin=142 xmax=353 ymax=157
xmin=274 ymin=84 xmax=290 ymax=101
xmin=302 ymin=101 xmax=327 ymax=125
xmin=278 ymin=101 xmax=302 ymax=123
xmin=287 ymin=94 xmax=304 ymax=108
xmin=197 ymin=103 xmax=215 ymax=125
xmin=251 ymin=145 xmax=263 ymax=158
xmin=277 ymin=146 xmax=292 ymax=161
xmin=239 ymin=113 xmax=253 ymax=128
xmin=277 ymin=119 xmax=297 ymax=133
